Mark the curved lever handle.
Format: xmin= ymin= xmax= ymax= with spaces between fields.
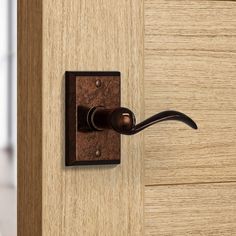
xmin=110 ymin=108 xmax=197 ymax=135
xmin=81 ymin=106 xmax=197 ymax=135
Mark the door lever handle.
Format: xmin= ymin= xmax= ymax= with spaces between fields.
xmin=66 ymin=72 xmax=197 ymax=165
xmin=80 ymin=106 xmax=198 ymax=135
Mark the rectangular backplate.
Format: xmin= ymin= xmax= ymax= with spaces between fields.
xmin=65 ymin=71 xmax=121 ymax=165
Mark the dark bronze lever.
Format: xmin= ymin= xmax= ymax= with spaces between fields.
xmin=66 ymin=72 xmax=197 ymax=165
xmin=78 ymin=106 xmax=198 ymax=135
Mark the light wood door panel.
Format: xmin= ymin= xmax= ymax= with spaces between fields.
xmin=145 ymin=183 xmax=236 ymax=235
xmin=144 ymin=0 xmax=236 ymax=185
xmin=145 ymin=0 xmax=236 ymax=36
xmin=18 ymin=0 xmax=236 ymax=235
xmin=18 ymin=0 xmax=144 ymax=235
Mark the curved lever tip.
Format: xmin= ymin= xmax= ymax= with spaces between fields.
xmin=169 ymin=111 xmax=198 ymax=130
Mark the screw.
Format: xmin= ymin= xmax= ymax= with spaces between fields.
xmin=95 ymin=79 xmax=102 ymax=88
xmin=95 ymin=149 xmax=101 ymax=157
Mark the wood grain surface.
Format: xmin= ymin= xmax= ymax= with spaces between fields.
xmin=32 ymin=0 xmax=143 ymax=235
xmin=18 ymin=0 xmax=236 ymax=235
xmin=145 ymin=183 xmax=236 ymax=235
xmin=18 ymin=0 xmax=144 ymax=235
xmin=144 ymin=0 xmax=236 ymax=235
xmin=144 ymin=0 xmax=236 ymax=185
xmin=17 ymin=0 xmax=43 ymax=235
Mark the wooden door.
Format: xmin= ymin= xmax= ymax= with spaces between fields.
xmin=18 ymin=0 xmax=236 ymax=235
xmin=144 ymin=1 xmax=236 ymax=234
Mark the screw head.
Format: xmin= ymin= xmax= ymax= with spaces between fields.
xmin=95 ymin=149 xmax=101 ymax=157
xmin=95 ymin=79 xmax=102 ymax=88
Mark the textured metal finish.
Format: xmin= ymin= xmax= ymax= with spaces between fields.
xmin=65 ymin=71 xmax=120 ymax=165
